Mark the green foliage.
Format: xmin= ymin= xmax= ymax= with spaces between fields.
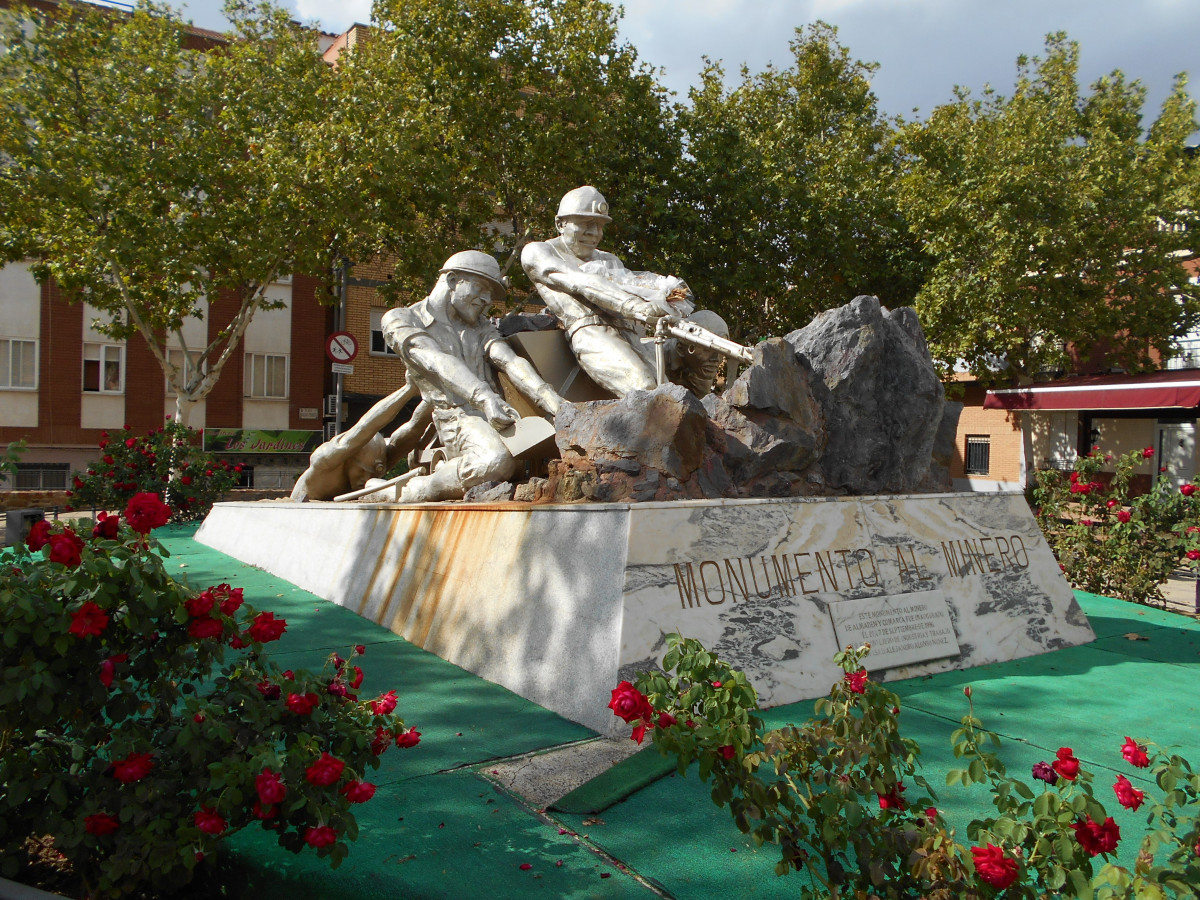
xmin=69 ymin=422 xmax=239 ymax=521
xmin=0 ymin=1 xmax=345 ymax=422
xmin=666 ymin=23 xmax=924 ymax=341
xmin=0 ymin=440 xmax=26 ymax=487
xmin=950 ymin=693 xmax=1200 ymax=897
xmin=622 ymin=640 xmax=1200 ymax=898
xmin=898 ymin=34 xmax=1200 ymax=383
xmin=1031 ymin=446 xmax=1200 ymax=605
xmin=629 ymin=637 xmax=963 ymax=897
xmin=0 ymin=512 xmax=413 ymax=898
xmin=334 ymin=0 xmax=680 ymax=304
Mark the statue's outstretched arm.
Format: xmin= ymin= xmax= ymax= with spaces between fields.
xmin=488 ymin=341 xmax=564 ymax=416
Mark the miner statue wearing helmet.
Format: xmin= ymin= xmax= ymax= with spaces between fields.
xmin=521 ymin=185 xmax=737 ymax=397
xmin=379 ymin=250 xmax=565 ymax=503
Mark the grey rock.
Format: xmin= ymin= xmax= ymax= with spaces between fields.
xmin=554 ymin=384 xmax=708 ymax=480
xmin=463 ymin=481 xmax=515 ymax=502
xmin=786 ymin=295 xmax=945 ymax=494
xmin=497 ymin=312 xmax=558 ymax=337
xmin=703 ymin=339 xmax=827 ymax=483
xmin=920 ymin=401 xmax=963 ymax=491
xmin=513 ymin=477 xmax=548 ymax=503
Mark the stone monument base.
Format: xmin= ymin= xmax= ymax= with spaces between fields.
xmin=195 ymin=493 xmax=1093 ymax=736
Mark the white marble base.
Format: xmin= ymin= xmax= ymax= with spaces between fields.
xmin=196 ymin=493 xmax=1093 ymax=735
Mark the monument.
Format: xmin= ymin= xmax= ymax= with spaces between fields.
xmin=197 ymin=186 xmax=1093 ymax=736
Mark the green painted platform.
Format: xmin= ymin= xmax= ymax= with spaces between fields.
xmin=147 ymin=525 xmax=1200 ymax=899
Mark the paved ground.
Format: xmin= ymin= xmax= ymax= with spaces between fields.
xmin=136 ymin=524 xmax=1200 ymax=900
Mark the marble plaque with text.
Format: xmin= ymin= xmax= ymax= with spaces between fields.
xmin=828 ymin=591 xmax=960 ymax=671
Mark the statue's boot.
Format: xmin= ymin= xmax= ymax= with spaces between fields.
xmin=398 ymin=458 xmax=465 ymax=503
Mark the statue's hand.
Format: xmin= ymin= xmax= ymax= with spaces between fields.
xmin=482 ymin=395 xmax=518 ymax=430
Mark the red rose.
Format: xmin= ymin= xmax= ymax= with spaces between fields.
xmin=395 ymin=728 xmax=421 ymax=748
xmin=877 ymin=783 xmax=906 ymax=810
xmin=256 ymin=681 xmax=281 ymax=700
xmin=26 ymin=519 xmax=52 ymax=550
xmin=656 ymin=712 xmax=677 ymax=729
xmin=216 ymin=584 xmax=244 ymax=615
xmin=125 ymin=438 xmax=136 ymax=448
xmin=1113 ymin=774 xmax=1145 ymax=811
xmin=369 ymin=690 xmax=398 ymax=716
xmin=1073 ymin=815 xmax=1120 ymax=856
xmin=608 ymin=681 xmax=653 ymax=724
xmin=1052 ymin=747 xmax=1080 ymax=781
xmin=48 ymin=529 xmax=85 ymax=566
xmin=341 ymin=781 xmax=377 ymax=803
xmin=188 ymin=616 xmax=224 ymax=640
xmin=92 ymin=512 xmax=120 ymax=539
xmin=282 ymin=670 xmax=295 ymax=680
xmin=1116 ymin=509 xmax=1131 ymax=523
xmin=99 ymin=658 xmax=116 ymax=688
xmin=371 ymin=726 xmax=392 ymax=755
xmin=286 ymin=692 xmax=320 ymax=715
xmin=255 ymin=770 xmax=287 ymax=805
xmin=845 ymin=669 xmax=868 ymax=694
xmin=305 ymin=752 xmax=345 ymax=787
xmin=1143 ymin=446 xmax=1155 ymax=458
xmin=70 ymin=601 xmax=109 ymax=638
xmin=123 ymin=492 xmax=171 ymax=534
xmin=84 ymin=812 xmax=120 ymax=836
xmin=630 ymin=721 xmax=649 ymax=744
xmin=304 ymin=825 xmax=337 ymax=848
xmin=252 ymin=800 xmax=277 ymax=820
xmin=247 ymin=611 xmax=287 ymax=643
xmin=186 ymin=589 xmax=217 ymax=617
xmin=971 ymin=843 xmax=1018 ymax=889
xmin=1121 ymin=736 xmax=1150 ymax=768
xmin=194 ymin=806 xmax=227 ymax=835
xmin=355 ymin=644 xmax=366 ymax=655
xmin=229 ymin=635 xmax=249 ymax=649
xmin=349 ymin=666 xmax=364 ymax=690
xmin=180 ymin=475 xmax=192 ymax=485
xmin=1183 ymin=484 xmax=1197 ymax=497
xmin=718 ymin=745 xmax=737 ymax=760
xmin=111 ymin=752 xmax=154 ymax=783
xmin=1188 ymin=550 xmax=1200 ymax=562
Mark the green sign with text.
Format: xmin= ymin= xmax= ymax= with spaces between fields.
xmin=202 ymin=429 xmax=322 ymax=455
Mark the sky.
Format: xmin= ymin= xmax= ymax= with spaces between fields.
xmin=172 ymin=0 xmax=1196 ymax=130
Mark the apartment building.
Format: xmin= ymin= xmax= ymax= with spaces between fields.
xmin=0 ymin=261 xmax=333 ymax=490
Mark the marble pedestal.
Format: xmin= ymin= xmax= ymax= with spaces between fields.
xmin=195 ymin=493 xmax=1092 ymax=735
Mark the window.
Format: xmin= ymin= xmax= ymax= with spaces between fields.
xmin=370 ymin=309 xmax=398 ymax=356
xmin=166 ymin=348 xmax=205 ymax=396
xmin=83 ymin=343 xmax=123 ymax=393
xmin=965 ymin=435 xmax=991 ymax=476
xmin=13 ymin=463 xmax=68 ymax=490
xmin=244 ymin=353 xmax=288 ymax=399
xmin=0 ymin=338 xmax=36 ymax=389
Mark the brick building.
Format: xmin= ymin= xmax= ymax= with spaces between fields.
xmin=0 ymin=261 xmax=334 ymax=490
xmin=949 ymin=256 xmax=1200 ymax=493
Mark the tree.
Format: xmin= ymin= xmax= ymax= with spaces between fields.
xmin=663 ymin=23 xmax=923 ymax=342
xmin=897 ymin=34 xmax=1200 ymax=383
xmin=0 ymin=0 xmax=344 ymax=424
xmin=330 ymin=0 xmax=681 ymax=301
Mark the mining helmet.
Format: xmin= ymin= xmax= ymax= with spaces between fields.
xmin=439 ymin=250 xmax=508 ymax=302
xmin=556 ymin=186 xmax=612 ymax=222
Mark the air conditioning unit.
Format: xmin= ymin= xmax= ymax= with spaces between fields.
xmin=323 ymin=422 xmax=339 ymax=442
xmin=324 ymin=394 xmax=339 ymax=417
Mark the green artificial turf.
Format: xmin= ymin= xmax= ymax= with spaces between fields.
xmin=143 ymin=525 xmax=1200 ymax=899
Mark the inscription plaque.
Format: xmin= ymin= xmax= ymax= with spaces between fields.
xmin=828 ymin=591 xmax=960 ymax=671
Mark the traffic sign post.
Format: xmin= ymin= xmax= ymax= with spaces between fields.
xmin=325 ymin=331 xmax=359 ymax=364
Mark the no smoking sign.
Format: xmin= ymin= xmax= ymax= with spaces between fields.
xmin=325 ymin=331 xmax=359 ymax=364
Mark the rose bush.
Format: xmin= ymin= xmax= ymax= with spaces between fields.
xmin=1032 ymin=446 xmax=1200 ymax=605
xmin=0 ymin=499 xmax=416 ymax=898
xmin=69 ymin=421 xmax=240 ymax=521
xmin=619 ymin=637 xmax=1200 ymax=898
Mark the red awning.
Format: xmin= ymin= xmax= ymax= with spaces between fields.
xmin=984 ymin=371 xmax=1200 ymax=411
